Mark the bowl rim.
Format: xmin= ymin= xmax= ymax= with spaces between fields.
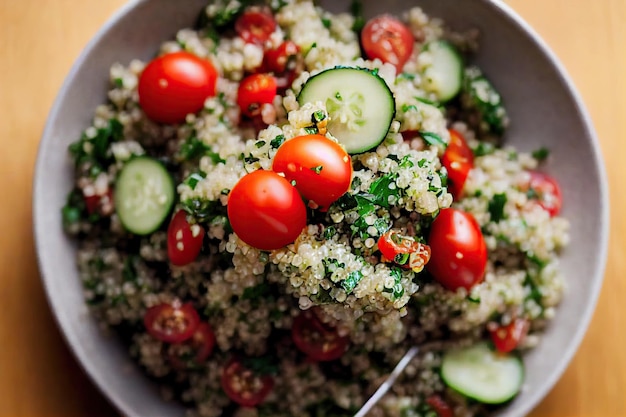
xmin=33 ymin=0 xmax=609 ymax=416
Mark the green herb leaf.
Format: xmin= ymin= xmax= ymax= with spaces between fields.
xmin=341 ymin=270 xmax=363 ymax=294
xmin=419 ymin=131 xmax=446 ymax=147
xmin=270 ymin=134 xmax=285 ymax=149
xmin=473 ymin=142 xmax=495 ymax=157
xmin=350 ymin=0 xmax=365 ymax=32
xmin=311 ymin=165 xmax=324 ymax=174
xmin=532 ymin=147 xmax=550 ymax=161
xmin=321 ymin=17 xmax=332 ymax=28
xmin=183 ymin=172 xmax=207 ymax=190
xmin=488 ymin=193 xmax=507 ymax=222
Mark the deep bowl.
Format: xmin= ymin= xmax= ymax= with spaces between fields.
xmin=33 ymin=0 xmax=609 ymax=416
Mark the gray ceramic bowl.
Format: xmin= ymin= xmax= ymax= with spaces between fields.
xmin=33 ymin=0 xmax=609 ymax=416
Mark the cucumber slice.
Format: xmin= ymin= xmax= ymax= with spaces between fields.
xmin=297 ymin=67 xmax=395 ymax=154
xmin=114 ymin=157 xmax=175 ymax=235
xmin=441 ymin=342 xmax=524 ymax=404
xmin=422 ymin=40 xmax=464 ymax=102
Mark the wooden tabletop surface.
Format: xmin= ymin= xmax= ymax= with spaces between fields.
xmin=0 ymin=0 xmax=624 ymax=416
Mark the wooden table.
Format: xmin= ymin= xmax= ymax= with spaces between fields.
xmin=0 ymin=0 xmax=624 ymax=416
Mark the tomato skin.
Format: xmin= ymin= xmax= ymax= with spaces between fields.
xmin=143 ymin=302 xmax=200 ymax=343
xmin=235 ymin=7 xmax=277 ymax=45
xmin=227 ymin=170 xmax=307 ymax=250
xmin=168 ymin=322 xmax=216 ymax=370
xmin=167 ymin=211 xmax=205 ymax=266
xmin=442 ymin=129 xmax=474 ymax=199
xmin=378 ymin=230 xmax=432 ymax=273
xmin=361 ymin=15 xmax=415 ymax=70
xmin=426 ymin=395 xmax=454 ymax=417
xmin=292 ymin=310 xmax=349 ymax=362
xmin=490 ymin=318 xmax=530 ymax=353
xmin=84 ymin=189 xmax=113 ymax=215
xmin=527 ymin=171 xmax=562 ymax=216
xmin=263 ymin=40 xmax=300 ymax=74
xmin=237 ymin=74 xmax=277 ymax=118
xmin=272 ymin=134 xmax=352 ymax=210
xmin=221 ymin=357 xmax=274 ymax=407
xmin=427 ymin=208 xmax=487 ymax=291
xmin=138 ymin=52 xmax=218 ymax=124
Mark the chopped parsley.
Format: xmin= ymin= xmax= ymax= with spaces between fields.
xmin=350 ymin=0 xmax=365 ymax=32
xmin=255 ymin=140 xmax=267 ymax=148
xmin=532 ymin=147 xmax=550 ymax=161
xmin=473 ymin=142 xmax=495 ymax=157
xmin=321 ymin=17 xmax=332 ymax=28
xmin=311 ymin=165 xmax=324 ymax=174
xmin=419 ymin=131 xmax=446 ymax=147
xmin=183 ymin=171 xmax=207 ymax=190
xmin=270 ymin=134 xmax=285 ymax=149
xmin=488 ymin=193 xmax=507 ymax=222
xmin=179 ymin=135 xmax=224 ymax=163
xmin=341 ymin=270 xmax=363 ymax=294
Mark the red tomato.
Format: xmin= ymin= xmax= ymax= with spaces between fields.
xmin=168 ymin=322 xmax=216 ymax=370
xmin=237 ymin=74 xmax=277 ymax=118
xmin=263 ymin=40 xmax=300 ymax=74
xmin=235 ymin=7 xmax=277 ymax=44
xmin=490 ymin=318 xmax=530 ymax=353
xmin=426 ymin=395 xmax=454 ymax=417
xmin=227 ymin=170 xmax=307 ymax=250
xmin=361 ymin=15 xmax=415 ymax=70
xmin=272 ymin=134 xmax=352 ymax=210
xmin=221 ymin=357 xmax=274 ymax=407
xmin=378 ymin=230 xmax=432 ymax=272
xmin=138 ymin=52 xmax=218 ymax=124
xmin=427 ymin=208 xmax=487 ymax=291
xmin=292 ymin=310 xmax=349 ymax=361
xmin=84 ymin=189 xmax=113 ymax=215
xmin=167 ymin=210 xmax=205 ymax=266
xmin=442 ymin=129 xmax=474 ymax=199
xmin=143 ymin=302 xmax=200 ymax=343
xmin=527 ymin=171 xmax=562 ymax=216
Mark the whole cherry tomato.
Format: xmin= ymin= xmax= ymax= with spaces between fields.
xmin=235 ymin=7 xmax=277 ymax=44
xmin=167 ymin=210 xmax=205 ymax=266
xmin=272 ymin=134 xmax=352 ymax=210
xmin=237 ymin=74 xmax=277 ymax=118
xmin=361 ymin=15 xmax=415 ymax=70
xmin=138 ymin=52 xmax=218 ymax=124
xmin=227 ymin=170 xmax=307 ymax=250
xmin=427 ymin=208 xmax=487 ymax=291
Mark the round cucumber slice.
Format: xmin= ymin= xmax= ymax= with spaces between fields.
xmin=297 ymin=67 xmax=395 ymax=154
xmin=441 ymin=342 xmax=524 ymax=404
xmin=422 ymin=40 xmax=464 ymax=102
xmin=114 ymin=157 xmax=175 ymax=235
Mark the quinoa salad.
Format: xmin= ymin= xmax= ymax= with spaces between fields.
xmin=61 ymin=1 xmax=570 ymax=416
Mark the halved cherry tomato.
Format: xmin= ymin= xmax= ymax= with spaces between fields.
xmin=168 ymin=322 xmax=216 ymax=370
xmin=221 ymin=357 xmax=274 ymax=407
xmin=167 ymin=210 xmax=205 ymax=266
xmin=272 ymin=134 xmax=352 ymax=210
xmin=442 ymin=129 xmax=473 ymax=199
xmin=490 ymin=318 xmax=530 ymax=353
xmin=263 ymin=40 xmax=300 ymax=74
xmin=84 ymin=189 xmax=113 ymax=215
xmin=143 ymin=302 xmax=200 ymax=343
xmin=237 ymin=74 xmax=277 ymax=118
xmin=235 ymin=7 xmax=277 ymax=45
xmin=227 ymin=170 xmax=307 ymax=250
xmin=138 ymin=52 xmax=218 ymax=124
xmin=526 ymin=171 xmax=562 ymax=216
xmin=426 ymin=395 xmax=454 ymax=417
xmin=292 ymin=309 xmax=349 ymax=362
xmin=361 ymin=15 xmax=415 ymax=70
xmin=378 ymin=230 xmax=431 ymax=273
xmin=427 ymin=208 xmax=487 ymax=291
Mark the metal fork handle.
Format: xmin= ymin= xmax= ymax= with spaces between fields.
xmin=353 ymin=346 xmax=420 ymax=417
